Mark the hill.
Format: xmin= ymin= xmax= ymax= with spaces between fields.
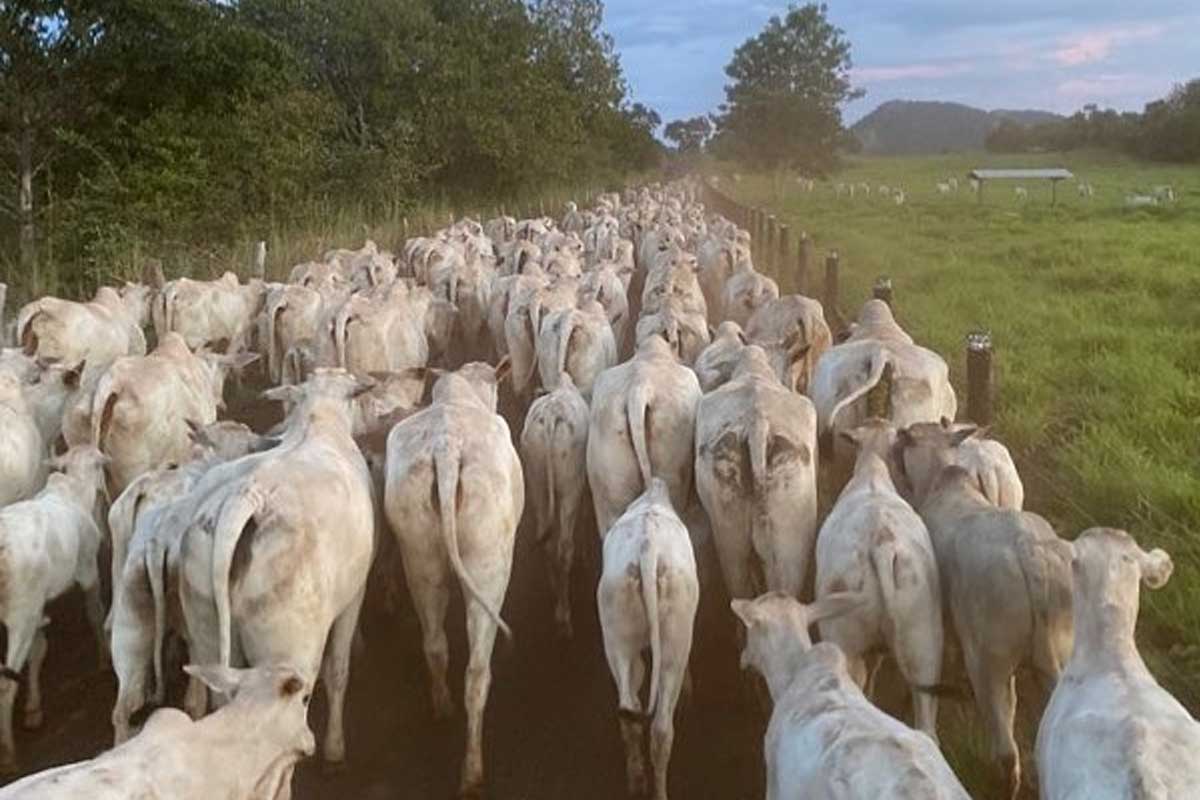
xmin=851 ymin=100 xmax=1062 ymax=154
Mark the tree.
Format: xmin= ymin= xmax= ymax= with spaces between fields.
xmin=663 ymin=116 xmax=711 ymax=153
xmin=0 ymin=1 xmax=104 ymax=282
xmin=714 ymin=3 xmax=861 ymax=172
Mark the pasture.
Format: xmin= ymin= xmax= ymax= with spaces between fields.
xmin=724 ymin=150 xmax=1200 ymax=787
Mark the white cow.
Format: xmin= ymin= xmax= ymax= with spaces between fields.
xmin=634 ymin=298 xmax=711 ymax=366
xmin=693 ymin=321 xmax=747 ymax=393
xmin=0 ymin=664 xmax=314 ymax=800
xmin=916 ymin=465 xmax=1073 ymax=799
xmin=695 ymin=347 xmax=818 ymax=601
xmin=1015 ymin=186 xmax=1029 ymax=201
xmin=1036 ymin=528 xmax=1200 ymax=800
xmin=16 ymin=284 xmax=150 ymax=370
xmin=579 ymin=264 xmax=631 ymax=353
xmin=536 ymin=301 xmax=617 ymax=401
xmin=720 ymin=264 xmax=780 ymax=330
xmin=588 ymin=336 xmax=702 ymax=535
xmin=817 ymin=420 xmax=943 ymax=739
xmin=383 ymin=363 xmax=522 ymax=797
xmin=810 ymin=302 xmax=956 ymax=442
xmin=0 ymin=373 xmax=46 ymax=507
xmin=91 ymin=333 xmax=257 ymax=495
xmin=899 ymin=419 xmax=1024 ymax=510
xmin=108 ymin=423 xmax=276 ymax=746
xmin=744 ymin=295 xmax=832 ymax=395
xmin=598 ymin=479 xmax=698 ymax=800
xmin=178 ymin=370 xmax=375 ymax=770
xmin=519 ymin=374 xmax=590 ymax=638
xmin=0 ymin=447 xmax=109 ymax=772
xmin=154 ymin=272 xmax=265 ymax=352
xmin=733 ymin=593 xmax=970 ymax=800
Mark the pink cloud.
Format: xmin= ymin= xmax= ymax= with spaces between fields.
xmin=1057 ymin=73 xmax=1172 ymax=100
xmin=852 ymin=62 xmax=973 ymax=82
xmin=1052 ymin=24 xmax=1165 ymax=66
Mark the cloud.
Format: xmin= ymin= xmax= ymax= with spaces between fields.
xmin=1057 ymin=73 xmax=1172 ymax=100
xmin=853 ymin=62 xmax=974 ymax=82
xmin=1052 ymin=23 xmax=1166 ymax=66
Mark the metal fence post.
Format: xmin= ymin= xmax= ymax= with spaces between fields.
xmin=967 ymin=331 xmax=994 ymax=426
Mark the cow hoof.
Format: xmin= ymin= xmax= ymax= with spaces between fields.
xmin=322 ymin=758 xmax=347 ymax=777
xmin=22 ymin=709 xmax=44 ymax=730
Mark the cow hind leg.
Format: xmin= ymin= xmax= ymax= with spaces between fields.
xmin=0 ymin=614 xmax=40 ymax=773
xmin=611 ymin=651 xmax=648 ymax=798
xmin=460 ymin=596 xmax=504 ymax=799
xmin=21 ymin=630 xmax=47 ymax=730
xmin=403 ymin=556 xmax=453 ymax=720
xmin=551 ymin=493 xmax=581 ymax=639
xmin=650 ymin=664 xmax=686 ymax=800
xmin=321 ymin=586 xmax=366 ymax=769
xmin=963 ymin=644 xmax=1020 ymax=800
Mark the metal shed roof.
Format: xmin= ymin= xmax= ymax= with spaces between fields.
xmin=968 ymin=168 xmax=1074 ymax=180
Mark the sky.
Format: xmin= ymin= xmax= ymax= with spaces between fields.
xmin=604 ymin=0 xmax=1200 ymax=126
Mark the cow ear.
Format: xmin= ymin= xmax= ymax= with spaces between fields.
xmin=263 ymin=385 xmax=303 ymax=404
xmin=949 ymin=425 xmax=976 ymax=447
xmin=804 ymin=592 xmax=866 ymax=628
xmin=1139 ymin=548 xmax=1174 ymax=589
xmin=64 ymin=361 xmax=85 ymax=389
xmin=184 ymin=664 xmax=244 ymax=697
xmin=494 ymin=355 xmax=512 ymax=385
xmin=221 ymin=352 xmax=260 ymax=371
xmin=730 ymin=598 xmax=757 ymax=629
xmin=837 ymin=430 xmax=858 ymax=449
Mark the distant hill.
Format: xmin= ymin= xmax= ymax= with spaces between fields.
xmin=851 ymin=100 xmax=1063 ymax=155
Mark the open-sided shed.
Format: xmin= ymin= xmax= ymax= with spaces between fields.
xmin=968 ymin=168 xmax=1074 ymax=205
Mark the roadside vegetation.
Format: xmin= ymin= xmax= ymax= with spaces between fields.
xmin=722 ymin=150 xmax=1200 ymax=794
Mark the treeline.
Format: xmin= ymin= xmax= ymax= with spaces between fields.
xmin=986 ymin=79 xmax=1200 ymax=162
xmin=0 ymin=0 xmax=662 ymax=294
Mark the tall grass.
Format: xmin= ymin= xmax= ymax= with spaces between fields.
xmin=724 ymin=151 xmax=1200 ymax=797
xmin=0 ymin=178 xmax=630 ymax=308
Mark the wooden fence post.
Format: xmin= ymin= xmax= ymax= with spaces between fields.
xmin=797 ymin=233 xmax=813 ymax=295
xmin=824 ymin=251 xmax=840 ymax=314
xmin=143 ymin=258 xmax=166 ymax=290
xmin=866 ymin=362 xmax=894 ymax=420
xmin=777 ymin=225 xmax=791 ymax=280
xmin=967 ymin=331 xmax=994 ymax=425
xmin=766 ymin=215 xmax=778 ymax=270
xmin=873 ymin=276 xmax=893 ymax=307
xmin=253 ymin=241 xmax=267 ymax=281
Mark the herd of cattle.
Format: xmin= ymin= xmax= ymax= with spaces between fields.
xmin=0 ymin=177 xmax=1195 ymax=799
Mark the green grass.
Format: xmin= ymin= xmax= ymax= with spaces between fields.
xmin=721 ymin=150 xmax=1200 ymax=797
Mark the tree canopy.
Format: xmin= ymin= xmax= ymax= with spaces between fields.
xmin=663 ymin=116 xmax=712 ymax=154
xmin=0 ymin=0 xmax=662 ymax=293
xmin=712 ymin=3 xmax=861 ymax=172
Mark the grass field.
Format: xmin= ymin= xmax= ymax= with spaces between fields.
xmin=721 ymin=150 xmax=1200 ymax=796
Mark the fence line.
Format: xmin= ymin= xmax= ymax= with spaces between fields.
xmin=699 ymin=177 xmax=995 ymax=426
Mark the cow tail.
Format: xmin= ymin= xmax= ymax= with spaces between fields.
xmin=434 ymin=441 xmax=512 ymax=640
xmin=626 ymin=383 xmax=653 ymax=491
xmin=265 ymin=294 xmax=286 ymax=384
xmin=555 ymin=312 xmax=577 ymax=387
xmin=209 ymin=485 xmax=263 ymax=668
xmin=538 ymin=414 xmax=560 ymax=546
xmin=828 ymin=349 xmax=888 ymax=433
xmin=90 ymin=370 xmax=120 ymax=447
xmin=639 ymin=538 xmax=662 ymax=716
xmin=145 ymin=539 xmax=168 ymax=703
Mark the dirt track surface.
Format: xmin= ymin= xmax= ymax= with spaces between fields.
xmin=0 ymin=389 xmax=769 ymax=800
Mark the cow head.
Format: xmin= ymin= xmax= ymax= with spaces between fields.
xmin=184 ymin=664 xmax=315 ymax=782
xmin=731 ymin=591 xmax=864 ymax=701
xmin=1072 ymin=528 xmax=1172 ymax=648
xmin=896 ymin=418 xmax=979 ymax=505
